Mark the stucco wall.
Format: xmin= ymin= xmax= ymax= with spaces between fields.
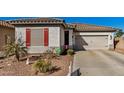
xmin=74 ymin=32 xmax=114 ymax=49
xmin=49 ymin=27 xmax=60 ymax=47
xmin=15 ymin=27 xmax=26 ymax=45
xmin=69 ymin=29 xmax=73 ymax=48
xmin=60 ymin=27 xmax=65 ymax=51
xmin=15 ymin=27 xmax=61 ymax=53
xmin=0 ymin=27 xmax=15 ymax=51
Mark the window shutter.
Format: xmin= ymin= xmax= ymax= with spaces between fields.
xmin=26 ymin=29 xmax=31 ymax=47
xmin=44 ymin=28 xmax=49 ymax=46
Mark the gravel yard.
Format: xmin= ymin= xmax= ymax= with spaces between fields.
xmin=0 ymin=55 xmax=72 ymax=76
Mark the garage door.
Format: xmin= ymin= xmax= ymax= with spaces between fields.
xmin=75 ymin=35 xmax=108 ymax=50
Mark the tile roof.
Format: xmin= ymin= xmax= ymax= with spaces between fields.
xmin=67 ymin=23 xmax=116 ymax=32
xmin=8 ymin=17 xmax=66 ymax=27
xmin=6 ymin=17 xmax=117 ymax=32
xmin=0 ymin=21 xmax=14 ymax=28
xmin=66 ymin=23 xmax=76 ymax=29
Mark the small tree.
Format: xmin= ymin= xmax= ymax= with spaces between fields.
xmin=114 ymin=29 xmax=124 ymax=38
xmin=4 ymin=39 xmax=28 ymax=62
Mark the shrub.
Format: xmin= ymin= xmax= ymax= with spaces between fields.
xmin=4 ymin=40 xmax=28 ymax=62
xmin=55 ymin=48 xmax=61 ymax=56
xmin=32 ymin=59 xmax=53 ymax=73
xmin=45 ymin=49 xmax=53 ymax=54
xmin=67 ymin=49 xmax=74 ymax=56
xmin=40 ymin=49 xmax=58 ymax=59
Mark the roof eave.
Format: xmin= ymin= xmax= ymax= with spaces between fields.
xmin=9 ymin=22 xmax=66 ymax=28
xmin=74 ymin=30 xmax=117 ymax=32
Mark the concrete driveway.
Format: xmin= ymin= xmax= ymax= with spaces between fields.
xmin=73 ymin=50 xmax=124 ymax=76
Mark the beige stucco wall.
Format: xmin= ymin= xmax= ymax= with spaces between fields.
xmin=49 ymin=27 xmax=60 ymax=47
xmin=0 ymin=27 xmax=15 ymax=51
xmin=15 ymin=26 xmax=61 ymax=53
xmin=60 ymin=27 xmax=65 ymax=51
xmin=16 ymin=26 xmax=114 ymax=53
xmin=74 ymin=32 xmax=114 ymax=49
xmin=69 ymin=29 xmax=73 ymax=48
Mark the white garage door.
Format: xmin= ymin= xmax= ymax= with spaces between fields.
xmin=75 ymin=35 xmax=108 ymax=50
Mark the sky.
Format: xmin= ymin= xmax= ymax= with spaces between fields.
xmin=0 ymin=17 xmax=124 ymax=31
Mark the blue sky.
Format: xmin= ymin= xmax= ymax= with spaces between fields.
xmin=0 ymin=17 xmax=124 ymax=31
xmin=61 ymin=17 xmax=124 ymax=31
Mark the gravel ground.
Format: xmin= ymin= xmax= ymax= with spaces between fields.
xmin=0 ymin=55 xmax=72 ymax=76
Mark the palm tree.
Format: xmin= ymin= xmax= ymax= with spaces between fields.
xmin=4 ymin=40 xmax=28 ymax=62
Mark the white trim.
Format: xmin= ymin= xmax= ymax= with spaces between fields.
xmin=75 ymin=32 xmax=112 ymax=35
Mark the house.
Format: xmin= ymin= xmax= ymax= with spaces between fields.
xmin=0 ymin=21 xmax=15 ymax=51
xmin=8 ymin=18 xmax=116 ymax=54
xmin=68 ymin=23 xmax=116 ymax=50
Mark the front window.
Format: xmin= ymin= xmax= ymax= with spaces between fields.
xmin=31 ymin=29 xmax=44 ymax=46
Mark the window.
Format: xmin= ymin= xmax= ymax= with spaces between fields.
xmin=31 ymin=29 xmax=44 ymax=46
xmin=26 ymin=28 xmax=49 ymax=46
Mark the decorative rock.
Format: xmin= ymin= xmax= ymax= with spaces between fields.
xmin=7 ymin=64 xmax=11 ymax=66
xmin=26 ymin=57 xmax=30 ymax=64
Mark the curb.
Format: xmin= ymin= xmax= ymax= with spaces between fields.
xmin=67 ymin=61 xmax=73 ymax=76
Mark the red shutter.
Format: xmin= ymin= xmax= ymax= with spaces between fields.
xmin=26 ymin=29 xmax=31 ymax=47
xmin=44 ymin=28 xmax=49 ymax=46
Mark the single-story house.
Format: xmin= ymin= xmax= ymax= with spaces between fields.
xmin=0 ymin=21 xmax=15 ymax=51
xmin=8 ymin=18 xmax=116 ymax=54
xmin=68 ymin=23 xmax=116 ymax=50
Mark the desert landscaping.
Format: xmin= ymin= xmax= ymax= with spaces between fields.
xmin=0 ymin=52 xmax=73 ymax=76
xmin=0 ymin=40 xmax=74 ymax=76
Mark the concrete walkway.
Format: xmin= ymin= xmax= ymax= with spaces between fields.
xmin=73 ymin=50 xmax=124 ymax=76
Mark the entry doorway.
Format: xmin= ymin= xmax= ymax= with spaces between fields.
xmin=64 ymin=31 xmax=69 ymax=49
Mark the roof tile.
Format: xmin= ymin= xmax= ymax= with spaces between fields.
xmin=0 ymin=21 xmax=14 ymax=28
xmin=67 ymin=23 xmax=116 ymax=32
xmin=8 ymin=18 xmax=65 ymax=26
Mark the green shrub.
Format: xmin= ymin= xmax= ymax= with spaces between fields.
xmin=32 ymin=59 xmax=53 ymax=73
xmin=55 ymin=48 xmax=61 ymax=56
xmin=67 ymin=49 xmax=74 ymax=56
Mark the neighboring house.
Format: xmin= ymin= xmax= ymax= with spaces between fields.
xmin=0 ymin=21 xmax=15 ymax=51
xmin=8 ymin=18 xmax=116 ymax=54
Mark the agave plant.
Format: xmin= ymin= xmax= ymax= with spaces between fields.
xmin=4 ymin=40 xmax=28 ymax=62
xmin=33 ymin=59 xmax=53 ymax=73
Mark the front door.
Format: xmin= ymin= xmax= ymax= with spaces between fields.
xmin=64 ymin=31 xmax=69 ymax=49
